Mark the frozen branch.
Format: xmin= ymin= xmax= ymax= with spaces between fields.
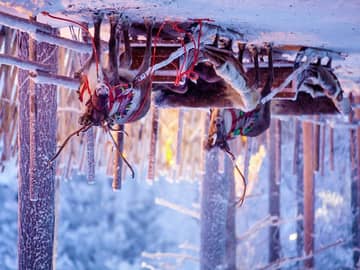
xmin=0 ymin=53 xmax=52 ymax=72
xmin=178 ymin=242 xmax=200 ymax=252
xmin=0 ymin=11 xmax=92 ymax=53
xmin=86 ymin=127 xmax=95 ymax=184
xmin=31 ymin=30 xmax=92 ymax=54
xmin=0 ymin=10 xmax=51 ymax=34
xmin=30 ymin=70 xmax=79 ymax=90
xmin=155 ymin=197 xmax=200 ymax=220
xmin=142 ymin=252 xmax=199 ymax=262
xmin=257 ymin=239 xmax=346 ymax=270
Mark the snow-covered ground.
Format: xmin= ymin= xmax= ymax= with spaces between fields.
xmin=0 ymin=120 xmax=354 ymax=269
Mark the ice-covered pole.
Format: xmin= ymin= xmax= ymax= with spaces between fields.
xmin=18 ymin=28 xmax=57 ymax=269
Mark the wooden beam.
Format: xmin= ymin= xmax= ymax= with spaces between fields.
xmin=0 ymin=11 xmax=92 ymax=53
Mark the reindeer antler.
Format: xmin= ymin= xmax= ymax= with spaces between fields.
xmin=49 ymin=124 xmax=93 ymax=165
xmin=108 ymin=130 xmax=135 ymax=179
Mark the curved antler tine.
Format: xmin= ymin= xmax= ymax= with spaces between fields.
xmin=108 ymin=131 xmax=135 ymax=179
xmin=48 ymin=124 xmax=92 ymax=165
xmin=223 ymin=147 xmax=247 ymax=207
xmin=107 ymin=124 xmax=129 ymax=136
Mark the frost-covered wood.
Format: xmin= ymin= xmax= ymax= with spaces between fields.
xmin=224 ymin=148 xmax=236 ymax=270
xmin=302 ymin=121 xmax=314 ymax=269
xmin=268 ymin=119 xmax=281 ymax=263
xmin=176 ymin=109 xmax=184 ymax=165
xmin=147 ymin=106 xmax=159 ymax=180
xmin=86 ymin=127 xmax=96 ymax=184
xmin=18 ymin=30 xmax=57 ymax=270
xmin=293 ymin=119 xmax=304 ymax=267
xmin=113 ymin=125 xmax=124 ymax=190
xmin=201 ymin=147 xmax=228 ymax=270
xmin=350 ymin=95 xmax=360 ymax=268
xmin=313 ymin=116 xmax=320 ymax=172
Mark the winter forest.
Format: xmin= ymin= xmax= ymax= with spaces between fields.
xmin=0 ymin=1 xmax=360 ymax=270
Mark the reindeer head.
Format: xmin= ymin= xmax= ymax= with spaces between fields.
xmin=79 ymin=82 xmax=110 ymax=127
xmin=205 ymin=109 xmax=229 ymax=150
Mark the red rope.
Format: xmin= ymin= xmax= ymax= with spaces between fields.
xmin=41 ymin=11 xmax=100 ymax=76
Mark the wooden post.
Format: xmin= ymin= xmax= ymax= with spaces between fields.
xmin=294 ymin=119 xmax=304 ymax=267
xmin=224 ymin=141 xmax=236 ymax=270
xmin=302 ymin=121 xmax=315 ymax=269
xmin=268 ymin=119 xmax=281 ymax=264
xmin=201 ymin=147 xmax=227 ymax=270
xmin=147 ymin=106 xmax=159 ymax=180
xmin=18 ymin=28 xmax=57 ymax=270
xmin=313 ymin=115 xmax=320 ymax=172
xmin=113 ymin=124 xmax=124 ymax=190
xmin=350 ymin=95 xmax=360 ymax=268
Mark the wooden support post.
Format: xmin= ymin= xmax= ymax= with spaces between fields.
xmin=113 ymin=125 xmax=124 ymax=190
xmin=350 ymin=95 xmax=360 ymax=268
xmin=201 ymin=147 xmax=227 ymax=270
xmin=86 ymin=127 xmax=96 ymax=184
xmin=268 ymin=119 xmax=282 ymax=264
xmin=224 ymin=141 xmax=236 ymax=270
xmin=147 ymin=106 xmax=159 ymax=180
xmin=176 ymin=109 xmax=184 ymax=165
xmin=302 ymin=121 xmax=315 ymax=269
xmin=313 ymin=115 xmax=320 ymax=172
xmin=294 ymin=119 xmax=304 ymax=267
xmin=18 ymin=29 xmax=57 ymax=270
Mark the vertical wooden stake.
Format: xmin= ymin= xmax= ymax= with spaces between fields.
xmin=313 ymin=116 xmax=320 ymax=172
xmin=224 ymin=141 xmax=236 ymax=270
xmin=86 ymin=127 xmax=96 ymax=184
xmin=295 ymin=119 xmax=304 ymax=267
xmin=176 ymin=108 xmax=184 ymax=165
xmin=113 ymin=124 xmax=124 ymax=190
xmin=201 ymin=147 xmax=227 ymax=270
xmin=147 ymin=106 xmax=159 ymax=180
xmin=18 ymin=29 xmax=57 ymax=270
xmin=268 ymin=119 xmax=281 ymax=263
xmin=320 ymin=125 xmax=326 ymax=176
xmin=350 ymin=95 xmax=360 ymax=268
xmin=303 ymin=121 xmax=314 ymax=269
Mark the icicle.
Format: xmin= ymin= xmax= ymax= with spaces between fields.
xmin=86 ymin=127 xmax=95 ymax=184
xmin=147 ymin=106 xmax=160 ymax=181
xmin=176 ymin=109 xmax=184 ymax=165
xmin=112 ymin=124 xmax=124 ymax=190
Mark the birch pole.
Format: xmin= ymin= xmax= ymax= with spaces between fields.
xmin=302 ymin=121 xmax=314 ymax=269
xmin=18 ymin=27 xmax=57 ymax=270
